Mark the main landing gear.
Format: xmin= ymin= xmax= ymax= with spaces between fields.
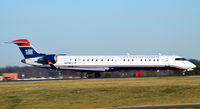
xmin=80 ymin=72 xmax=101 ymax=78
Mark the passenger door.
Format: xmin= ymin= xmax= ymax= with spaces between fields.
xmin=165 ymin=58 xmax=170 ymax=67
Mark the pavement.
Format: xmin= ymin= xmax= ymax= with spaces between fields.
xmin=1 ymin=75 xmax=196 ymax=82
xmin=117 ymin=104 xmax=200 ymax=109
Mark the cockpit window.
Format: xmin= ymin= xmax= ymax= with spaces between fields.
xmin=175 ymin=58 xmax=186 ymax=61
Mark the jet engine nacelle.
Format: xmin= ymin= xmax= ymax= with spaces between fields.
xmin=38 ymin=54 xmax=57 ymax=64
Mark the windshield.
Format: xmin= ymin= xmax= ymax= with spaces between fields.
xmin=175 ymin=58 xmax=187 ymax=61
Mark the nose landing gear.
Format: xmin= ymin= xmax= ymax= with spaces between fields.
xmin=182 ymin=70 xmax=187 ymax=76
xmin=80 ymin=72 xmax=102 ymax=78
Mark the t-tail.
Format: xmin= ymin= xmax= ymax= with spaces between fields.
xmin=7 ymin=39 xmax=57 ymax=68
xmin=7 ymin=39 xmax=45 ymax=58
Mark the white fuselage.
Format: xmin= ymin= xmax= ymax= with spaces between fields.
xmin=25 ymin=54 xmax=196 ymax=71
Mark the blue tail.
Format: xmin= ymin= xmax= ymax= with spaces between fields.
xmin=11 ymin=39 xmax=45 ymax=58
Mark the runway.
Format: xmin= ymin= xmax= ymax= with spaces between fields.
xmin=0 ymin=75 xmax=199 ymax=82
xmin=117 ymin=104 xmax=200 ymax=109
xmin=0 ymin=78 xmax=80 ymax=82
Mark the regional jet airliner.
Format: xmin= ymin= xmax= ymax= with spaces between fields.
xmin=7 ymin=39 xmax=196 ymax=77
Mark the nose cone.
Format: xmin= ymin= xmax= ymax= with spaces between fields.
xmin=187 ymin=62 xmax=196 ymax=71
xmin=191 ymin=63 xmax=197 ymax=69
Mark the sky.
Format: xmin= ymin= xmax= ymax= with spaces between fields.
xmin=0 ymin=0 xmax=200 ymax=67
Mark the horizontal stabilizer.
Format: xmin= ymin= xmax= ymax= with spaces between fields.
xmin=5 ymin=41 xmax=27 ymax=44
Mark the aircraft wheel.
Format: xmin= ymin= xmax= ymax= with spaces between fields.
xmin=80 ymin=72 xmax=84 ymax=78
xmin=86 ymin=73 xmax=93 ymax=78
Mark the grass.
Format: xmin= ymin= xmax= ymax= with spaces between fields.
xmin=0 ymin=77 xmax=200 ymax=109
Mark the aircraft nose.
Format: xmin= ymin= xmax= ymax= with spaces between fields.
xmin=185 ymin=62 xmax=196 ymax=71
xmin=191 ymin=63 xmax=196 ymax=69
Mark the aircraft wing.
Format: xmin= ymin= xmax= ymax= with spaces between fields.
xmin=58 ymin=67 xmax=108 ymax=72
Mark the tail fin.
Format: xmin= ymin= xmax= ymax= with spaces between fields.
xmin=10 ymin=39 xmax=45 ymax=58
